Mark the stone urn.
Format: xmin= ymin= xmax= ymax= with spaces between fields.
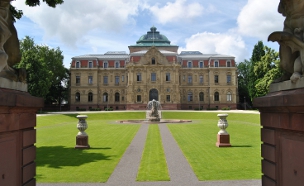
xmin=76 ymin=115 xmax=88 ymax=136
xmin=217 ymin=114 xmax=229 ymax=134
xmin=216 ymin=113 xmax=231 ymax=147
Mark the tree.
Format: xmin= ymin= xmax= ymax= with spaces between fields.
xmin=15 ymin=36 xmax=67 ymax=103
xmin=237 ymin=59 xmax=251 ymax=104
xmin=11 ymin=0 xmax=64 ymax=21
xmin=248 ymin=41 xmax=265 ymax=101
xmin=253 ymin=47 xmax=282 ymax=98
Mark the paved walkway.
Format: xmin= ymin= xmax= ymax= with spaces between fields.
xmin=38 ymin=123 xmax=261 ymax=186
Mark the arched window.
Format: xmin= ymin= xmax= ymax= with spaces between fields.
xmin=103 ymin=93 xmax=108 ymax=102
xmin=115 ymin=92 xmax=120 ymax=102
xmin=88 ymin=61 xmax=93 ymax=68
xmin=76 ymin=61 xmax=80 ymax=68
xmin=187 ymin=92 xmax=193 ymax=101
xmin=88 ymin=92 xmax=93 ymax=102
xmin=226 ymin=61 xmax=231 ymax=67
xmin=75 ymin=92 xmax=80 ymax=102
xmin=115 ymin=61 xmax=120 ymax=68
xmin=214 ymin=92 xmax=219 ymax=101
xmin=214 ymin=61 xmax=219 ymax=67
xmin=227 ymin=92 xmax=232 ymax=101
xmin=187 ymin=61 xmax=192 ymax=68
xmin=152 ymin=57 xmax=155 ymax=65
xmin=199 ymin=61 xmax=204 ymax=68
xmin=199 ymin=92 xmax=204 ymax=101
xmin=103 ymin=61 xmax=108 ymax=68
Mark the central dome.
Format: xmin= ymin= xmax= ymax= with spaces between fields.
xmin=135 ymin=26 xmax=171 ymax=46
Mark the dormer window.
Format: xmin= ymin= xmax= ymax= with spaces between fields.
xmin=88 ymin=61 xmax=93 ymax=68
xmin=226 ymin=60 xmax=231 ymax=67
xmin=214 ymin=61 xmax=219 ymax=67
xmin=103 ymin=61 xmax=108 ymax=68
xmin=187 ymin=61 xmax=192 ymax=68
xmin=76 ymin=61 xmax=80 ymax=68
xmin=115 ymin=61 xmax=120 ymax=68
xmin=152 ymin=57 xmax=155 ymax=65
xmin=199 ymin=61 xmax=204 ymax=68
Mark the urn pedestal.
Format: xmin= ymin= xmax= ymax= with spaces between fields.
xmin=75 ymin=115 xmax=90 ymax=149
xmin=216 ymin=114 xmax=231 ymax=147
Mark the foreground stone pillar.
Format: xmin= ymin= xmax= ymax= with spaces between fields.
xmin=216 ymin=114 xmax=231 ymax=147
xmin=254 ymin=85 xmax=304 ymax=186
xmin=0 ymin=88 xmax=43 ymax=186
xmin=75 ymin=115 xmax=90 ymax=149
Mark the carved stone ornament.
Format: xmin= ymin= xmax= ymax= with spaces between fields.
xmin=269 ymin=1 xmax=304 ymax=83
xmin=0 ymin=0 xmax=26 ymax=86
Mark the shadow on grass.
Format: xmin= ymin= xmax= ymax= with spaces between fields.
xmin=62 ymin=114 xmax=79 ymax=119
xmin=231 ymin=145 xmax=252 ymax=148
xmin=37 ymin=146 xmax=111 ymax=168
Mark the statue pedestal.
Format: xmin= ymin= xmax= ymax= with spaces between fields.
xmin=75 ymin=136 xmax=90 ymax=149
xmin=0 ymin=88 xmax=43 ymax=186
xmin=216 ymin=134 xmax=231 ymax=147
xmin=254 ymin=86 xmax=304 ymax=186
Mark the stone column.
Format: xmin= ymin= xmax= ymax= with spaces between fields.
xmin=75 ymin=115 xmax=90 ymax=149
xmin=0 ymin=88 xmax=43 ymax=186
xmin=254 ymin=82 xmax=304 ymax=186
xmin=216 ymin=114 xmax=231 ymax=147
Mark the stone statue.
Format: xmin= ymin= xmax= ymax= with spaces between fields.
xmin=0 ymin=0 xmax=24 ymax=82
xmin=146 ymin=99 xmax=162 ymax=121
xmin=268 ymin=0 xmax=304 ymax=83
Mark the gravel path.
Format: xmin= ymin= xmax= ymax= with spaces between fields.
xmin=38 ymin=123 xmax=261 ymax=186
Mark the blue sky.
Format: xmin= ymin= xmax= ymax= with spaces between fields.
xmin=12 ymin=0 xmax=283 ymax=68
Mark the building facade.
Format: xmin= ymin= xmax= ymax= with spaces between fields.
xmin=69 ymin=27 xmax=238 ymax=110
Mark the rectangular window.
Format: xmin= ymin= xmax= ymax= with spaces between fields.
xmin=88 ymin=76 xmax=93 ymax=84
xmin=122 ymin=75 xmax=124 ymax=82
xmin=151 ymin=73 xmax=156 ymax=81
xmin=103 ymin=76 xmax=108 ymax=84
xmin=215 ymin=75 xmax=219 ymax=83
xmin=199 ymin=75 xmax=203 ymax=84
xmin=137 ymin=95 xmax=141 ymax=102
xmin=115 ymin=76 xmax=119 ymax=84
xmin=137 ymin=73 xmax=142 ymax=81
xmin=188 ymin=75 xmax=192 ymax=83
xmin=227 ymin=75 xmax=231 ymax=83
xmin=166 ymin=73 xmax=170 ymax=81
xmin=88 ymin=61 xmax=93 ymax=68
xmin=76 ymin=76 xmax=80 ymax=84
xmin=199 ymin=61 xmax=204 ymax=68
xmin=166 ymin=95 xmax=170 ymax=102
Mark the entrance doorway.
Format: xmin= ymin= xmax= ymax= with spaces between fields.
xmin=149 ymin=89 xmax=158 ymax=101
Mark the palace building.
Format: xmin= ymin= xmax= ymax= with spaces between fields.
xmin=69 ymin=26 xmax=238 ymax=110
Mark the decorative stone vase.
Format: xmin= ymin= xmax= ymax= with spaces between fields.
xmin=76 ymin=115 xmax=88 ymax=136
xmin=217 ymin=114 xmax=229 ymax=134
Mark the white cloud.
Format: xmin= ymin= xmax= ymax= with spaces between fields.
xmin=12 ymin=0 xmax=141 ymax=47
xmin=237 ymin=0 xmax=284 ymax=40
xmin=148 ymin=0 xmax=204 ymax=24
xmin=180 ymin=31 xmax=248 ymax=62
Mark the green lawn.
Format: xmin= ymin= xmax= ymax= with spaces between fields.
xmin=36 ymin=111 xmax=261 ymax=182
xmin=164 ymin=112 xmax=261 ymax=180
xmin=137 ymin=124 xmax=170 ymax=181
xmin=36 ymin=113 xmax=141 ymax=182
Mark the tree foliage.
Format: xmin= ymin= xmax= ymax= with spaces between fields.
xmin=11 ymin=0 xmax=64 ymax=21
xmin=16 ymin=36 xmax=68 ymax=104
xmin=237 ymin=41 xmax=282 ymax=106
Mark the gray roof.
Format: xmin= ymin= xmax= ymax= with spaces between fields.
xmin=131 ymin=50 xmax=177 ymax=56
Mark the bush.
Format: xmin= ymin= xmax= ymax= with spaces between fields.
xmin=105 ymin=108 xmax=113 ymax=111
xmin=76 ymin=108 xmax=86 ymax=111
xmin=89 ymin=108 xmax=101 ymax=111
xmin=207 ymin=107 xmax=218 ymax=110
xmin=221 ymin=107 xmax=231 ymax=110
